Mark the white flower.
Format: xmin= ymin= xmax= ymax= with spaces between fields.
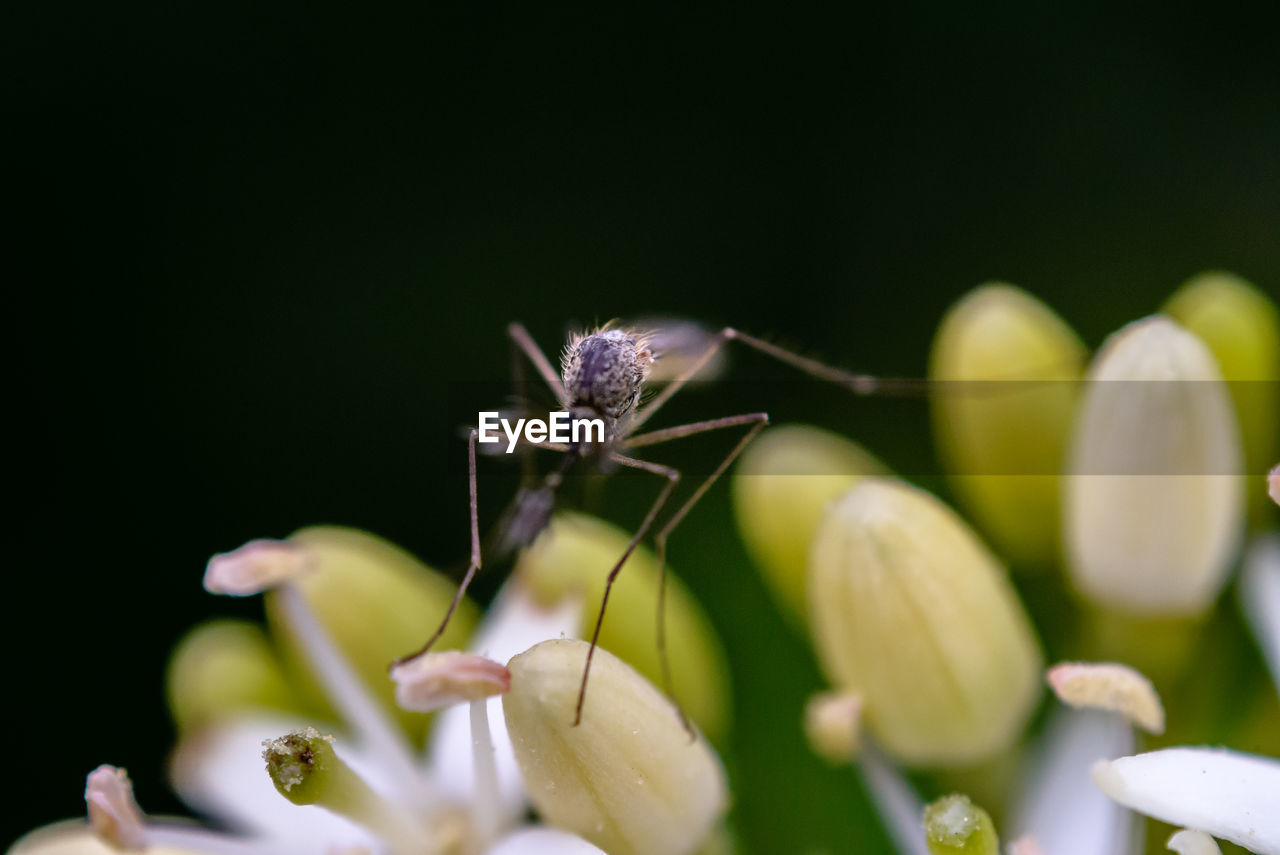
xmin=8 ymin=569 xmax=601 ymax=855
xmin=842 ymin=533 xmax=1280 ymax=855
xmin=1093 ymin=748 xmax=1280 ymax=854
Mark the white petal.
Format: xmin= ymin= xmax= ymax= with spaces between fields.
xmin=428 ymin=581 xmax=581 ymax=825
xmin=486 ymin=827 xmax=608 ymax=855
xmin=1092 ymin=747 xmax=1280 ymax=854
xmin=471 ymin=579 xmax=583 ymax=664
xmin=1168 ymin=829 xmax=1224 ymax=855
xmin=7 ymin=820 xmax=288 ymax=855
xmin=169 ymin=714 xmax=380 ymax=852
xmin=8 ymin=821 xmax=197 ymax=855
xmin=1240 ymin=534 xmax=1280 ymax=694
xmin=857 ymin=743 xmax=929 ymax=855
xmin=1010 ymin=709 xmax=1138 ymax=855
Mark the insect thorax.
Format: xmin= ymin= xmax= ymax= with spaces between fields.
xmin=561 ymin=327 xmax=654 ymax=435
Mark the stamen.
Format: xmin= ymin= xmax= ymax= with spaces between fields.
xmin=204 ymin=540 xmax=312 ymax=596
xmin=469 ymin=699 xmax=501 ymax=849
xmin=85 ymin=766 xmax=146 ymax=851
xmin=86 ymin=764 xmax=296 ymax=855
xmin=803 ymin=691 xmax=863 ymax=764
xmin=1166 ymin=829 xmax=1222 ymax=855
xmin=274 ymin=584 xmax=432 ymax=805
xmin=1046 ymin=662 xmax=1165 ymax=734
xmin=857 ymin=743 xmax=930 ymax=855
xmin=1007 ymin=836 xmax=1047 ymax=855
xmin=262 ymin=729 xmax=427 ymax=855
xmin=1239 ymin=535 xmax=1280 ymax=693
xmin=390 ymin=651 xmax=510 ymax=712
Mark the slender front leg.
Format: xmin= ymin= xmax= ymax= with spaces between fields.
xmin=574 ymin=453 xmax=681 ymax=726
xmin=508 ymin=322 xmax=567 ymax=404
xmin=393 ymin=428 xmax=482 ymax=667
xmin=626 ymin=412 xmax=771 ymax=735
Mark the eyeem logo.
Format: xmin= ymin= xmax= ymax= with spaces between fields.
xmin=477 ymin=412 xmax=605 ymax=453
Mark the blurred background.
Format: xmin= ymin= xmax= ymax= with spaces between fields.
xmin=7 ymin=3 xmax=1278 ymax=852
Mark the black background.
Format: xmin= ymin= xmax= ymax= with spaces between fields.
xmin=8 ymin=3 xmax=1279 ymax=852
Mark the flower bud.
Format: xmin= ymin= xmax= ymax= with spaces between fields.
xmin=923 ymin=794 xmax=1000 ymax=855
xmin=808 ymin=478 xmax=1042 ymax=767
xmin=501 ymin=639 xmax=727 ymax=855
xmin=731 ymin=424 xmax=887 ymax=622
xmin=929 ymin=284 xmax=1086 ymax=567
xmin=263 ymin=526 xmax=479 ymax=743
xmin=165 ymin=619 xmax=302 ymax=733
xmin=513 ymin=513 xmax=730 ymax=739
xmin=1064 ymin=316 xmax=1245 ymax=616
xmin=1164 ymin=271 xmax=1279 ymax=525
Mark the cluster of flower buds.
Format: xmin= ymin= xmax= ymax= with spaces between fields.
xmin=730 ymin=271 xmax=1278 ymax=853
xmin=9 ymin=272 xmax=1279 ymax=855
xmin=13 ymin=520 xmax=734 ymax=855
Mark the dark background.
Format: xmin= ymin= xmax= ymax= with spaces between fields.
xmin=7 ymin=3 xmax=1278 ymax=852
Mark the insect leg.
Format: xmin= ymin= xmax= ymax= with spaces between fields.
xmin=632 ymin=327 xmax=927 ymax=432
xmin=508 ymin=322 xmax=567 ymax=403
xmin=574 ymin=453 xmax=681 ymax=726
xmin=624 ymin=412 xmax=770 ymax=735
xmin=392 ymin=428 xmax=482 ymax=667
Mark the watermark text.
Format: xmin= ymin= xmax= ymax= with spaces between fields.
xmin=477 ymin=411 xmax=605 ymax=453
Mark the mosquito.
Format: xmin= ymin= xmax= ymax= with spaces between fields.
xmin=394 ymin=320 xmax=925 ymax=727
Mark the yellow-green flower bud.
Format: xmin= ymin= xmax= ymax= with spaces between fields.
xmin=929 ymin=283 xmax=1086 ymax=567
xmin=165 ymin=619 xmax=304 ymax=733
xmin=502 ymin=639 xmax=728 ymax=855
xmin=513 ymin=513 xmax=730 ymax=740
xmin=731 ymin=424 xmax=888 ymax=622
xmin=1065 ymin=316 xmax=1244 ymax=616
xmin=923 ymin=794 xmax=1000 ymax=855
xmin=264 ymin=526 xmax=478 ymax=743
xmin=1164 ymin=271 xmax=1280 ymax=526
xmin=808 ymin=478 xmax=1042 ymax=767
